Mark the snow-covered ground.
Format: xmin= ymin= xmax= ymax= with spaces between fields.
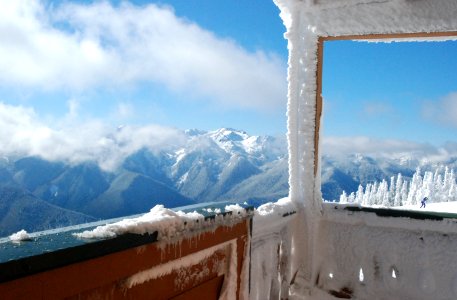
xmin=396 ymin=201 xmax=457 ymax=214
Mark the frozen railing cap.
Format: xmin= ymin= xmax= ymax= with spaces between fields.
xmin=74 ymin=203 xmax=253 ymax=240
xmin=9 ymin=230 xmax=32 ymax=242
xmin=253 ymin=197 xmax=297 ymax=235
xmin=0 ymin=201 xmax=254 ymax=284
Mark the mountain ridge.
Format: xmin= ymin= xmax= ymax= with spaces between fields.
xmin=1 ymin=128 xmax=456 ymax=237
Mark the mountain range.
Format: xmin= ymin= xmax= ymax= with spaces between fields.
xmin=1 ymin=128 xmax=456 ymax=237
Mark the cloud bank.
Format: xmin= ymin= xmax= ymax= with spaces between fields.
xmin=0 ymin=102 xmax=186 ymax=171
xmin=0 ymin=0 xmax=286 ymax=111
xmin=1 ymin=102 xmax=456 ymax=172
xmin=422 ymin=92 xmax=457 ymax=128
xmin=322 ymin=136 xmax=457 ymax=162
xmin=362 ymin=101 xmax=393 ymax=117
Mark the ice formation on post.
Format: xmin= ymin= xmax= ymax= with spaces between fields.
xmin=265 ymin=0 xmax=457 ymax=299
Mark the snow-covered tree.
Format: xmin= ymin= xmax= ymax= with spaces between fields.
xmin=394 ymin=174 xmax=403 ymax=207
xmin=400 ymin=181 xmax=408 ymax=206
xmin=380 ymin=180 xmax=389 ymax=207
xmin=347 ymin=192 xmax=356 ymax=203
xmin=362 ymin=184 xmax=372 ymax=206
xmin=406 ymin=167 xmax=422 ymax=206
xmin=338 ymin=166 xmax=457 ymax=208
xmin=355 ymin=184 xmax=364 ymax=204
xmin=340 ymin=191 xmax=348 ymax=204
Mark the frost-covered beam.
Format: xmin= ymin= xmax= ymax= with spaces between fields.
xmin=274 ymin=0 xmax=323 ymax=211
xmin=275 ymin=0 xmax=457 ymax=210
xmin=273 ymin=0 xmax=457 ymax=298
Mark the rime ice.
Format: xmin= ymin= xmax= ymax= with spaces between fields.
xmin=9 ymin=230 xmax=31 ymax=242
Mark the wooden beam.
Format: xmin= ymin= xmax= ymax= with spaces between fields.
xmin=321 ymin=31 xmax=457 ymax=41
xmin=314 ymin=37 xmax=324 ymax=176
xmin=313 ymin=31 xmax=457 ymax=177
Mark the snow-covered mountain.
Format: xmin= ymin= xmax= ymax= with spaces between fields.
xmin=1 ymin=127 xmax=456 ymax=237
xmin=0 ymin=128 xmax=288 ymax=236
xmin=168 ymin=128 xmax=288 ymax=204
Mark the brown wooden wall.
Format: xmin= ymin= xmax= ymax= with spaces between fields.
xmin=0 ymin=220 xmax=250 ymax=299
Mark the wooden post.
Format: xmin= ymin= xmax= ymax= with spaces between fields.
xmin=314 ymin=37 xmax=324 ymax=176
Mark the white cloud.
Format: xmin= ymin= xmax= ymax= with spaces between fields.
xmin=0 ymin=0 xmax=287 ymax=111
xmin=362 ymin=101 xmax=393 ymax=117
xmin=111 ymin=102 xmax=135 ymax=120
xmin=1 ymin=101 xmax=455 ymax=171
xmin=322 ymin=136 xmax=447 ymax=159
xmin=66 ymin=98 xmax=80 ymax=120
xmin=0 ymin=102 xmax=186 ymax=171
xmin=422 ymin=92 xmax=457 ymax=128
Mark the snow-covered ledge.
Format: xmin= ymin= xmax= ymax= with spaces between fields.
xmin=0 ymin=202 xmax=254 ymax=299
xmin=270 ymin=0 xmax=457 ymax=299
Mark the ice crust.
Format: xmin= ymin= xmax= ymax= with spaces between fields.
xmin=9 ymin=229 xmax=31 ymax=242
xmin=74 ymin=204 xmax=248 ymax=240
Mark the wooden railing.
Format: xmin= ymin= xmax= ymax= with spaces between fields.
xmin=0 ymin=203 xmax=253 ymax=300
xmin=5 ymin=199 xmax=457 ymax=299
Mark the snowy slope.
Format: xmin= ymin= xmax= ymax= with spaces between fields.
xmin=169 ymin=128 xmax=288 ymax=203
xmin=1 ymin=127 xmax=456 ymax=236
xmin=397 ymin=201 xmax=457 ymax=214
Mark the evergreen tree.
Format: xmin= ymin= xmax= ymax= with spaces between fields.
xmin=340 ymin=191 xmax=348 ymax=204
xmin=394 ymin=174 xmax=403 ymax=207
xmin=380 ymin=180 xmax=390 ymax=207
xmin=363 ymin=184 xmax=372 ymax=206
xmin=356 ymin=184 xmax=364 ymax=205
xmin=337 ymin=166 xmax=457 ymax=208
xmin=347 ymin=192 xmax=356 ymax=203
xmin=400 ymin=181 xmax=408 ymax=206
xmin=407 ymin=167 xmax=422 ymax=206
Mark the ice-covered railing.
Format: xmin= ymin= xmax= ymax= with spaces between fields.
xmin=249 ymin=197 xmax=297 ymax=299
xmin=246 ymin=198 xmax=457 ymax=300
xmin=74 ymin=203 xmax=249 ymax=240
xmin=0 ymin=198 xmax=303 ymax=299
xmin=8 ymin=195 xmax=457 ymax=299
xmin=302 ymin=202 xmax=457 ymax=300
xmin=0 ymin=202 xmax=253 ymax=285
xmin=72 ymin=197 xmax=300 ymax=299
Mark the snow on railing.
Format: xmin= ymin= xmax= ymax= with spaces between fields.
xmin=74 ymin=203 xmax=250 ymax=241
xmin=0 ymin=202 xmax=253 ymax=299
xmin=307 ymin=203 xmax=457 ymax=300
xmin=8 ymin=196 xmax=457 ymax=299
xmin=250 ymin=197 xmax=297 ymax=299
xmin=9 ymin=229 xmax=31 ymax=242
xmin=246 ymin=198 xmax=457 ymax=300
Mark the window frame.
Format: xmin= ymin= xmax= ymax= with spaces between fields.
xmin=314 ymin=32 xmax=457 ymax=217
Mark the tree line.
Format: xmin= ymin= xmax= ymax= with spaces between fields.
xmin=339 ymin=166 xmax=457 ymax=207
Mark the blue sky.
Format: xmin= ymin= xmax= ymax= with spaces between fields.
xmin=0 ymin=0 xmax=288 ymax=136
xmin=323 ymin=40 xmax=457 ymax=148
xmin=0 ymin=0 xmax=456 ymax=163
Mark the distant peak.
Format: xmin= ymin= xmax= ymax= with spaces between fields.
xmin=209 ymin=128 xmax=250 ymax=142
xmin=354 ymin=153 xmax=364 ymax=159
xmin=216 ymin=128 xmax=248 ymax=134
xmin=184 ymin=129 xmax=207 ymax=136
